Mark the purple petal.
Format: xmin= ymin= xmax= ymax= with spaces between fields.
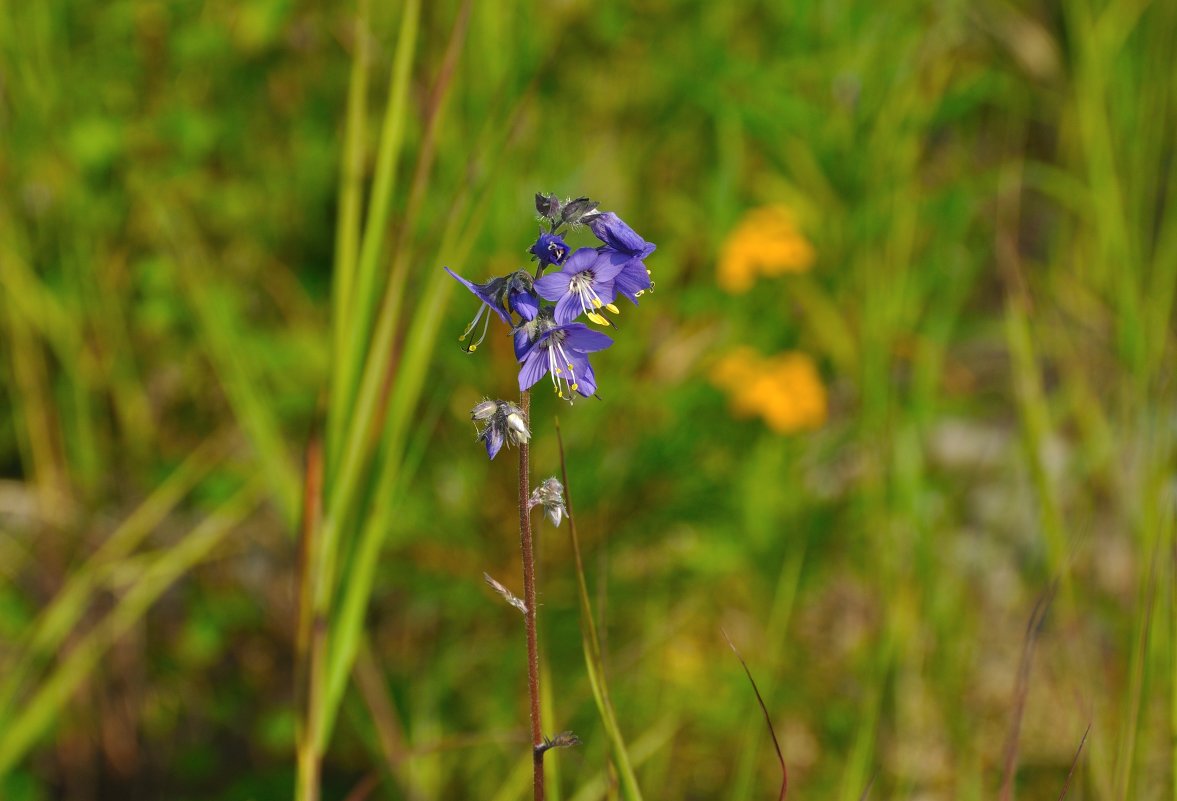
xmin=444 ymin=267 xmax=510 ymax=324
xmin=574 ymin=359 xmax=597 ymax=397
xmin=518 ymin=348 xmax=550 ymax=391
xmin=511 ymin=290 xmax=539 ymax=321
xmin=590 ymin=249 xmax=629 ymax=283
xmin=613 ymin=258 xmax=652 ymax=304
xmin=553 ymin=293 xmax=582 ymax=325
xmin=444 ymin=265 xmax=478 ymax=293
xmin=588 ymin=212 xmax=653 ymax=257
xmin=561 ymin=248 xmax=599 ymax=275
xmin=559 ymin=325 xmax=613 ymax=353
xmin=514 ymin=327 xmax=534 ymax=361
xmin=529 ymin=232 xmax=569 ymax=267
xmin=481 ymin=425 xmax=504 ymax=460
xmin=568 ymin=353 xmax=597 ymax=397
xmin=534 ymin=271 xmax=571 ymax=301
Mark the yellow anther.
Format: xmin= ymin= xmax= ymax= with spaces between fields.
xmin=459 ymin=334 xmax=467 ymax=341
xmin=468 ymin=344 xmax=478 ymax=352
xmin=587 ymin=312 xmax=609 ymax=325
xmin=592 ymin=298 xmax=603 ymax=308
xmin=554 ymin=367 xmax=562 ymax=374
xmin=605 ymin=303 xmax=620 ymax=314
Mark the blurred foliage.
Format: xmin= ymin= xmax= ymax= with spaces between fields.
xmin=1 ymin=0 xmax=1175 ymax=799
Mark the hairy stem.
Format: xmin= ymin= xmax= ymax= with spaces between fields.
xmin=518 ymin=389 xmax=544 ymax=801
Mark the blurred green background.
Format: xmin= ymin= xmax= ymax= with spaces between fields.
xmin=1 ymin=0 xmax=1175 ymax=799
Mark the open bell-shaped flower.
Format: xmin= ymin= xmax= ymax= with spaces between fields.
xmin=445 ymin=268 xmax=539 ymax=352
xmin=588 ymin=212 xmax=657 ymax=305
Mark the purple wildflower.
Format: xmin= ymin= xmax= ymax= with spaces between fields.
xmin=588 ymin=212 xmax=656 ymax=304
xmin=533 ymin=247 xmax=627 ymax=326
xmin=517 ymin=316 xmax=613 ymax=401
xmin=445 ymin=267 xmax=539 ymax=352
xmin=479 ymin=418 xmax=505 ymax=459
xmin=529 ymin=232 xmax=570 ymax=268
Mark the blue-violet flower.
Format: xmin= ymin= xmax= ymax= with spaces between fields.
xmin=588 ymin=211 xmax=656 ymax=304
xmin=533 ymin=247 xmax=627 ymax=326
xmin=445 ymin=268 xmax=539 ymax=352
xmin=529 ymin=232 xmax=570 ymax=268
xmin=517 ymin=317 xmax=613 ymax=400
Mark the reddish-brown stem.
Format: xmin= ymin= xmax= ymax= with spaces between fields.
xmin=517 ymin=390 xmax=544 ymax=801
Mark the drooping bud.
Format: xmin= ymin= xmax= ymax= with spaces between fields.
xmin=470 ymin=398 xmax=498 ymax=422
xmin=560 ymin=196 xmax=601 ymax=227
xmin=529 ymin=477 xmax=566 ymax=527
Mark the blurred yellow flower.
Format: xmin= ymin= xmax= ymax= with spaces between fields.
xmin=717 ymin=205 xmax=815 ymax=293
xmin=711 ymin=347 xmax=827 ymax=433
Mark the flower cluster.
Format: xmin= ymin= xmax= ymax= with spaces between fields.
xmin=446 ymin=194 xmax=656 ymax=404
xmin=471 ymin=398 xmax=530 ymax=459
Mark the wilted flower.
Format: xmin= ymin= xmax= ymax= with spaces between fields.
xmin=529 ymin=477 xmax=567 ymax=527
xmin=445 ymin=267 xmax=539 ymax=352
xmin=529 ymin=231 xmax=570 ymax=268
xmin=533 ymin=247 xmax=625 ymax=326
xmin=472 ymin=399 xmax=531 ymax=459
xmin=717 ymin=205 xmax=815 ymax=293
xmin=516 ymin=316 xmax=613 ymax=401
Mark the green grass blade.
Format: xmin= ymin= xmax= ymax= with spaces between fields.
xmin=0 ymin=435 xmax=227 ymax=721
xmin=0 ymin=479 xmax=264 ymax=777
xmin=329 ymin=0 xmax=422 ymax=475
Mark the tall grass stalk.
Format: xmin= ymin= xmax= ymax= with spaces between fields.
xmin=556 ymin=419 xmax=643 ymax=801
xmin=296 ymin=3 xmax=511 ymax=795
xmin=0 ymin=434 xmax=227 ymax=724
xmin=327 ymin=0 xmax=421 ymax=474
xmin=0 ymin=478 xmax=264 ymax=776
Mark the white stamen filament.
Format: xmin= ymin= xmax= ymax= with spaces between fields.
xmin=569 ymin=272 xmax=615 ymax=327
xmin=545 ymin=337 xmax=580 ymax=402
xmin=459 ymin=305 xmax=492 ymax=352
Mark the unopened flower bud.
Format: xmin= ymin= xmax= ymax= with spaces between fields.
xmin=529 ymin=477 xmax=566 ymax=527
xmin=471 ymin=398 xmax=498 ymax=422
xmin=472 ymin=400 xmax=530 ymax=460
xmin=505 ymin=408 xmax=530 ymax=445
